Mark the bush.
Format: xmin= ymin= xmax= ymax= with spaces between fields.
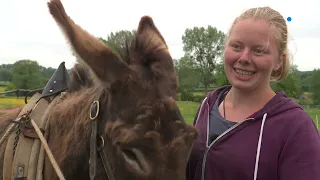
xmin=2 ymin=83 xmax=16 ymax=97
xmin=178 ymin=88 xmax=207 ymax=102
xmin=4 ymin=83 xmax=16 ymax=91
xmin=193 ymin=94 xmax=206 ymax=103
xmin=180 ymin=89 xmax=194 ymax=101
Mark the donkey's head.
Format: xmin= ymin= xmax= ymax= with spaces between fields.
xmin=47 ymin=0 xmax=197 ymax=179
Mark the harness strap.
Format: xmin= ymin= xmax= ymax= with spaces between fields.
xmin=98 ymin=138 xmax=115 ymax=180
xmin=89 ymin=101 xmax=99 ymax=180
xmin=89 ymin=89 xmax=115 ymax=180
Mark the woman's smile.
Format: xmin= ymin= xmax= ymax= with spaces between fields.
xmin=233 ymin=68 xmax=256 ymax=81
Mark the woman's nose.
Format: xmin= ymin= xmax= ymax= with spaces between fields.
xmin=238 ymin=48 xmax=252 ymax=64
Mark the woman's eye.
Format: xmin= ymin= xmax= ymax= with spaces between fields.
xmin=253 ymin=49 xmax=265 ymax=55
xmin=231 ymin=44 xmax=241 ymax=50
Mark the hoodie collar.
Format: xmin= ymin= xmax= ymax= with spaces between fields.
xmin=206 ymin=85 xmax=299 ymax=121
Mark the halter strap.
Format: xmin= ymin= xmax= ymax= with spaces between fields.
xmin=89 ymin=89 xmax=115 ymax=180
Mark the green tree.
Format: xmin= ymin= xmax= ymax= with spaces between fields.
xmin=39 ymin=66 xmax=57 ymax=86
xmin=0 ymin=68 xmax=12 ymax=82
xmin=107 ymin=30 xmax=135 ymax=48
xmin=299 ymin=70 xmax=313 ymax=92
xmin=310 ymin=69 xmax=320 ymax=105
xmin=12 ymin=60 xmax=43 ymax=89
xmin=271 ymin=64 xmax=301 ymax=98
xmin=39 ymin=66 xmax=56 ymax=79
xmin=182 ymin=26 xmax=226 ymax=92
xmin=175 ymin=55 xmax=201 ymax=91
xmin=214 ymin=60 xmax=229 ymax=87
xmin=99 ymin=30 xmax=136 ymax=56
xmin=0 ymin=64 xmax=13 ymax=71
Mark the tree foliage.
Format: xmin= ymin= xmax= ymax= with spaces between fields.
xmin=107 ymin=30 xmax=136 ymax=48
xmin=182 ymin=26 xmax=226 ymax=91
xmin=310 ymin=69 xmax=320 ymax=105
xmin=11 ymin=60 xmax=43 ymax=89
xmin=214 ymin=61 xmax=229 ymax=87
xmin=271 ymin=64 xmax=302 ymax=99
xmin=175 ymin=55 xmax=201 ymax=90
xmin=99 ymin=30 xmax=136 ymax=56
xmin=0 ymin=61 xmax=57 ymax=91
xmin=0 ymin=68 xmax=12 ymax=82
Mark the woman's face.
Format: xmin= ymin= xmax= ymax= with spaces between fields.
xmin=224 ymin=19 xmax=282 ymax=91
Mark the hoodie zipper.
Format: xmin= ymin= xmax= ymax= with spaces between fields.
xmin=200 ymin=117 xmax=254 ymax=180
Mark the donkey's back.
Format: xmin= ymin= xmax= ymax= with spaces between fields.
xmin=0 ymin=106 xmax=23 ymax=179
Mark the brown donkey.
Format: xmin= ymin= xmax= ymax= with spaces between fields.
xmin=0 ymin=0 xmax=198 ymax=179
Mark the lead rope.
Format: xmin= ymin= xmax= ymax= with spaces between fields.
xmin=30 ymin=117 xmax=65 ymax=180
xmin=30 ymin=99 xmax=65 ymax=180
xmin=0 ymin=121 xmax=19 ymax=147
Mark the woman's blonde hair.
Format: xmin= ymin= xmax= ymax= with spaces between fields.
xmin=225 ymin=6 xmax=290 ymax=81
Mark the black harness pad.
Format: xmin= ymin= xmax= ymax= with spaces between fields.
xmin=41 ymin=62 xmax=70 ymax=98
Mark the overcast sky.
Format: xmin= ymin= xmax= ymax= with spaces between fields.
xmin=0 ymin=0 xmax=319 ymax=71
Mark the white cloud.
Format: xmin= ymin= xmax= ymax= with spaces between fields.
xmin=0 ymin=0 xmax=319 ymax=71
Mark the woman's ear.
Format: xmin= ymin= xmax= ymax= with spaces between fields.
xmin=274 ymin=53 xmax=285 ymax=71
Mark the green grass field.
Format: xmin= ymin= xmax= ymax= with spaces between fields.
xmin=0 ymin=86 xmax=24 ymax=108
xmin=177 ymin=101 xmax=200 ymax=124
xmin=0 ymin=97 xmax=26 ymax=109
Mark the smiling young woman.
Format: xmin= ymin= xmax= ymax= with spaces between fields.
xmin=186 ymin=6 xmax=320 ymax=180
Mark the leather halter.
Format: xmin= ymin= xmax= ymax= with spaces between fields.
xmin=89 ymin=91 xmax=115 ymax=180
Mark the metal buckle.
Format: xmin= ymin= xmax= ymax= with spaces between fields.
xmin=97 ymin=136 xmax=105 ymax=151
xmin=90 ymin=101 xmax=100 ymax=120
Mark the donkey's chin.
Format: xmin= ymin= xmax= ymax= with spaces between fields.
xmin=122 ymin=148 xmax=151 ymax=176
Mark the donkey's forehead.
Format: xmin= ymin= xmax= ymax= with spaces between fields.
xmin=133 ymin=96 xmax=178 ymax=111
xmin=136 ymin=96 xmax=181 ymax=121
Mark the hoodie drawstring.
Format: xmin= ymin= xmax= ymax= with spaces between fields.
xmin=253 ymin=113 xmax=267 ymax=180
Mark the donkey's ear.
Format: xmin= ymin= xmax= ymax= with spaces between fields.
xmin=135 ymin=16 xmax=178 ymax=96
xmin=136 ymin=16 xmax=168 ymax=49
xmin=47 ymin=0 xmax=130 ymax=84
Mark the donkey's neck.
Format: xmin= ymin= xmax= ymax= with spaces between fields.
xmin=47 ymin=88 xmax=98 ymax=178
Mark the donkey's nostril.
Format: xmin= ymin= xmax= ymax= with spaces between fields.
xmin=122 ymin=148 xmax=137 ymax=161
xmin=121 ymin=148 xmax=151 ymax=176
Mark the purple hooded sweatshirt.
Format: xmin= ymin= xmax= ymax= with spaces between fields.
xmin=186 ymin=85 xmax=320 ymax=180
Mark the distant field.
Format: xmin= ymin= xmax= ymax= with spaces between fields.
xmin=0 ymin=85 xmax=25 ymax=109
xmin=0 ymin=97 xmax=25 ymax=109
xmin=177 ymin=101 xmax=200 ymax=124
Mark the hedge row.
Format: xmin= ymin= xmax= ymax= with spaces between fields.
xmin=178 ymin=89 xmax=207 ymax=103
